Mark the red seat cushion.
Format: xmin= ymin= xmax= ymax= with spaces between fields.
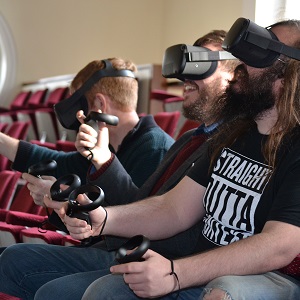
xmin=280 ymin=254 xmax=300 ymax=276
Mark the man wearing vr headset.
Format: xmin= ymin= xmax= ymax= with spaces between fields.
xmin=0 ymin=57 xmax=174 ymax=204
xmin=0 ymin=31 xmax=239 ymax=299
xmin=60 ymin=19 xmax=300 ymax=299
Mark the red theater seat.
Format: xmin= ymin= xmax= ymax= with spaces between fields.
xmin=154 ymin=111 xmax=181 ymax=137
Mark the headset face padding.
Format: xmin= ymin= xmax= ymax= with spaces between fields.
xmin=115 ymin=235 xmax=150 ymax=264
xmin=50 ymin=174 xmax=81 ymax=202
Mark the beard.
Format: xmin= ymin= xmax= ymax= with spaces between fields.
xmin=213 ymin=64 xmax=280 ymax=123
xmin=182 ymin=93 xmax=207 ymax=122
xmin=182 ymin=77 xmax=224 ymax=123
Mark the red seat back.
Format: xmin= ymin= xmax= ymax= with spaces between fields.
xmin=0 ymin=171 xmax=22 ymax=209
xmin=10 ymin=91 xmax=32 ymax=110
xmin=154 ymin=111 xmax=181 ymax=137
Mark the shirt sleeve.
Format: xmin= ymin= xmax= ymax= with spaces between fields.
xmin=267 ymin=143 xmax=300 ymax=228
xmin=186 ymin=141 xmax=211 ymax=187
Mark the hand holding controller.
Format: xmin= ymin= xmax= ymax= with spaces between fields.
xmin=115 ymin=235 xmax=150 ymax=264
xmin=50 ymin=174 xmax=81 ymax=202
xmin=28 ymin=160 xmax=57 ymax=178
xmin=84 ymin=111 xmax=119 ymax=132
xmin=66 ymin=184 xmax=104 ymax=227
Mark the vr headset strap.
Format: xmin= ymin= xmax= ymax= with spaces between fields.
xmin=67 ymin=59 xmax=136 ymax=108
xmin=246 ymin=31 xmax=300 ymax=61
xmin=75 ymin=59 xmax=135 ymax=94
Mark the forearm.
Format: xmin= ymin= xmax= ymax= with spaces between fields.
xmin=102 ymin=177 xmax=206 ymax=240
xmin=103 ymin=195 xmax=180 ymax=240
xmin=0 ymin=132 xmax=19 ymax=162
xmin=175 ymin=221 xmax=300 ymax=289
xmin=12 ymin=140 xmax=90 ymax=183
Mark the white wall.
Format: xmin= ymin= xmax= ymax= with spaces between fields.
xmin=0 ymin=0 xmax=254 ymax=106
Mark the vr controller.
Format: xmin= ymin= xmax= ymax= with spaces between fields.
xmin=28 ymin=159 xmax=57 ymax=178
xmin=50 ymin=174 xmax=104 ymax=227
xmin=50 ymin=174 xmax=81 ymax=202
xmin=84 ymin=111 xmax=119 ymax=132
xmin=67 ymin=184 xmax=104 ymax=226
xmin=116 ymin=235 xmax=150 ymax=264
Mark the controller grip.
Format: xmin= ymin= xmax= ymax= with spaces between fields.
xmin=28 ymin=160 xmax=57 ymax=177
xmin=115 ymin=235 xmax=150 ymax=264
xmin=85 ymin=111 xmax=119 ymax=132
xmin=50 ymin=174 xmax=81 ymax=202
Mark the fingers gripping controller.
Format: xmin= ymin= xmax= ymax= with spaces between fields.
xmin=66 ymin=184 xmax=104 ymax=227
xmin=50 ymin=175 xmax=104 ymax=224
xmin=115 ymin=235 xmax=150 ymax=264
xmin=84 ymin=111 xmax=119 ymax=132
xmin=28 ymin=160 xmax=57 ymax=178
xmin=50 ymin=174 xmax=81 ymax=202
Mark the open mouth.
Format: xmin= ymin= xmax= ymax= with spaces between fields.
xmin=183 ymin=80 xmax=199 ymax=94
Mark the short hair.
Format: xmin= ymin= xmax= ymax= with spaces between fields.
xmin=71 ymin=58 xmax=138 ymax=112
xmin=193 ymin=29 xmax=227 ymax=47
xmin=193 ymin=30 xmax=238 ymax=74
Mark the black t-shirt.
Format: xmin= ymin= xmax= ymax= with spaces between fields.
xmin=187 ymin=125 xmax=300 ymax=252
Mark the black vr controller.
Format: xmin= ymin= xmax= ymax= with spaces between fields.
xmin=28 ymin=159 xmax=57 ymax=178
xmin=84 ymin=111 xmax=119 ymax=132
xmin=67 ymin=184 xmax=104 ymax=226
xmin=50 ymin=174 xmax=81 ymax=202
xmin=50 ymin=174 xmax=104 ymax=227
xmin=115 ymin=235 xmax=150 ymax=264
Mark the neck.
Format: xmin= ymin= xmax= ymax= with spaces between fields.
xmin=255 ymin=107 xmax=278 ymax=135
xmin=108 ymin=111 xmax=139 ymax=151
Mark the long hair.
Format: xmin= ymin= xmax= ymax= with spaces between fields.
xmin=265 ymin=57 xmax=300 ymax=168
xmin=209 ymin=21 xmax=300 ymax=172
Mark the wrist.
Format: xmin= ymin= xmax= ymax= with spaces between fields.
xmin=169 ymin=259 xmax=180 ymax=293
xmin=94 ymin=207 xmax=108 ymax=237
xmin=93 ymin=150 xmax=112 ymax=169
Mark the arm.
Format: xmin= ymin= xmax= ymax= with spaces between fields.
xmin=0 ymin=132 xmax=19 ymax=162
xmin=76 ymin=118 xmax=141 ymax=204
xmin=175 ymin=220 xmax=300 ymax=288
xmin=12 ymin=140 xmax=90 ymax=182
xmin=65 ymin=176 xmax=207 ymax=241
xmin=111 ymin=220 xmax=300 ymax=298
xmin=88 ymin=156 xmax=140 ymax=206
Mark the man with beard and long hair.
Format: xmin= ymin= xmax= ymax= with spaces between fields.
xmin=54 ymin=20 xmax=300 ymax=300
xmin=0 ymin=30 xmax=239 ymax=300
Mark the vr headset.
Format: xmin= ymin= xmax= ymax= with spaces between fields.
xmin=162 ymin=44 xmax=236 ymax=80
xmin=54 ymin=59 xmax=136 ymax=130
xmin=222 ymin=17 xmax=300 ymax=68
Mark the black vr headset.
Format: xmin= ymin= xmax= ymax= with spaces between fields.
xmin=54 ymin=59 xmax=136 ymax=130
xmin=162 ymin=44 xmax=237 ymax=81
xmin=222 ymin=17 xmax=300 ymax=68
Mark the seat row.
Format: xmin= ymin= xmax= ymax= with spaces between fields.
xmin=0 ymin=87 xmax=77 ymax=146
xmin=0 ymin=170 xmax=80 ymax=248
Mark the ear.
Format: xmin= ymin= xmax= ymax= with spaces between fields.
xmin=92 ymin=93 xmax=107 ymax=112
xmin=274 ymin=77 xmax=284 ymax=93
